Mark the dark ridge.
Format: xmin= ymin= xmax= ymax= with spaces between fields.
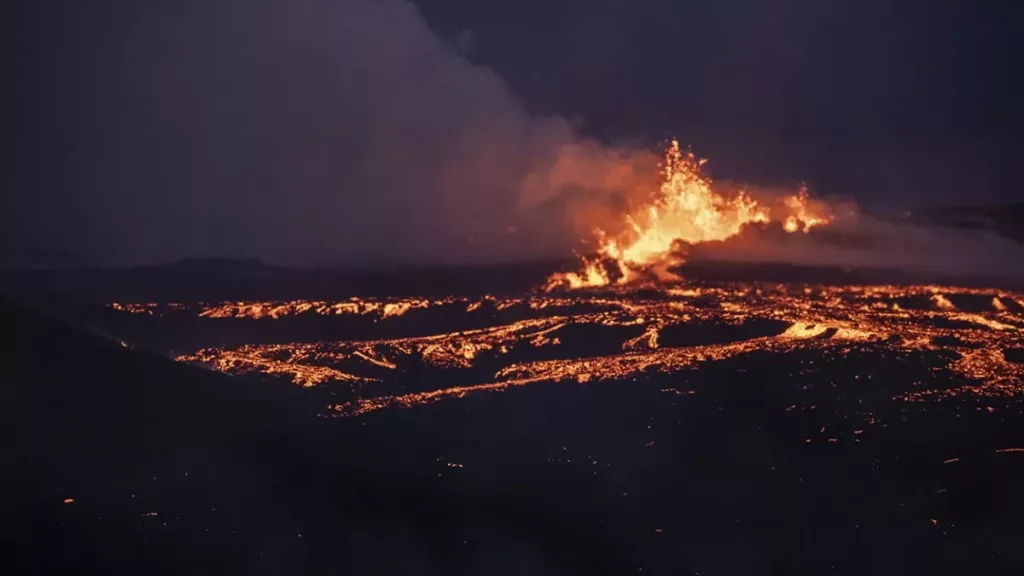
xmin=6 ymin=299 xmax=639 ymax=575
xmin=0 ymin=258 xmax=573 ymax=305
xmin=7 ymin=257 xmax=1024 ymax=322
xmin=6 ymin=297 xmax=319 ymax=574
xmin=908 ymin=203 xmax=1024 ymax=244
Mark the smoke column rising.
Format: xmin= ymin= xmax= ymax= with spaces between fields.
xmin=11 ymin=0 xmax=1022 ymax=280
xmin=9 ymin=0 xmax=654 ymax=265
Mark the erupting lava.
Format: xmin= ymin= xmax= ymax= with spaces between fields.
xmin=110 ymin=283 xmax=1024 ymax=416
xmin=548 ymin=140 xmax=833 ymax=290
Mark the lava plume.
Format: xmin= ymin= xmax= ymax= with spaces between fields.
xmin=547 ymin=141 xmax=833 ymax=290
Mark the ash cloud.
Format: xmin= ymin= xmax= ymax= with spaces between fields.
xmin=691 ymin=204 xmax=1024 ymax=280
xmin=9 ymin=0 xmax=654 ymax=266
xmin=12 ymin=0 xmax=1019 ymax=281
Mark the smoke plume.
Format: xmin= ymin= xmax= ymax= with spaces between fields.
xmin=691 ymin=209 xmax=1024 ymax=280
xmin=11 ymin=0 xmax=1022 ymax=282
xmin=10 ymin=0 xmax=654 ymax=266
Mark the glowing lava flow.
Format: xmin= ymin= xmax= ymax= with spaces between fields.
xmin=101 ymin=284 xmax=1024 ymax=417
xmin=547 ymin=141 xmax=832 ymax=290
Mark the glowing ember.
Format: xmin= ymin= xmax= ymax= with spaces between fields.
xmin=105 ymin=282 xmax=1024 ymax=417
xmin=547 ymin=140 xmax=833 ymax=290
xmin=109 ymin=297 xmax=453 ymax=319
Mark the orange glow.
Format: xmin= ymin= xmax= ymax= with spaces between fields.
xmin=782 ymin=186 xmax=830 ymax=233
xmin=549 ymin=257 xmax=611 ymax=291
xmin=547 ymin=141 xmax=833 ymax=290
xmin=109 ymin=282 xmax=1022 ymax=417
xmin=101 ymin=277 xmax=1024 ymax=419
xmin=177 ymin=314 xmax=569 ymax=387
xmin=110 ymin=297 xmax=451 ymax=320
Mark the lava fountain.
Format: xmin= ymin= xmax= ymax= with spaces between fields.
xmin=547 ymin=140 xmax=834 ymax=290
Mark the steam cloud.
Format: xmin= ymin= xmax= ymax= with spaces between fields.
xmin=691 ymin=211 xmax=1024 ymax=280
xmin=10 ymin=0 xmax=655 ymax=266
xmin=11 ymin=0 xmax=1021 ymax=280
xmin=680 ymin=181 xmax=1024 ymax=280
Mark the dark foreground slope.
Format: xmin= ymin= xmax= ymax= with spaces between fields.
xmin=6 ymin=299 xmax=631 ymax=575
xmin=8 ymin=297 xmax=1024 ymax=575
xmin=7 ymin=299 xmax=322 ymax=574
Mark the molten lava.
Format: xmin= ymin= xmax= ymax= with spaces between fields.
xmin=111 ymin=282 xmax=1024 ymax=417
xmin=548 ymin=141 xmax=833 ymax=290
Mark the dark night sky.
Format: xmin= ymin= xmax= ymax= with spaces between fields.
xmin=415 ymin=0 xmax=1020 ymax=201
xmin=6 ymin=0 xmax=1022 ymax=265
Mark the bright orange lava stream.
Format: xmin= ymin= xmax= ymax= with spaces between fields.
xmin=547 ymin=140 xmax=833 ymax=290
xmin=112 ymin=284 xmax=1024 ymax=417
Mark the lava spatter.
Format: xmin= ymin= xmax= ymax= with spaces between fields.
xmin=546 ymin=141 xmax=833 ymax=290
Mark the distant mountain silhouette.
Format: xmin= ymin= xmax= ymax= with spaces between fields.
xmin=908 ymin=202 xmax=1024 ymax=243
xmin=167 ymin=257 xmax=267 ymax=270
xmin=0 ymin=248 xmax=89 ymax=268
